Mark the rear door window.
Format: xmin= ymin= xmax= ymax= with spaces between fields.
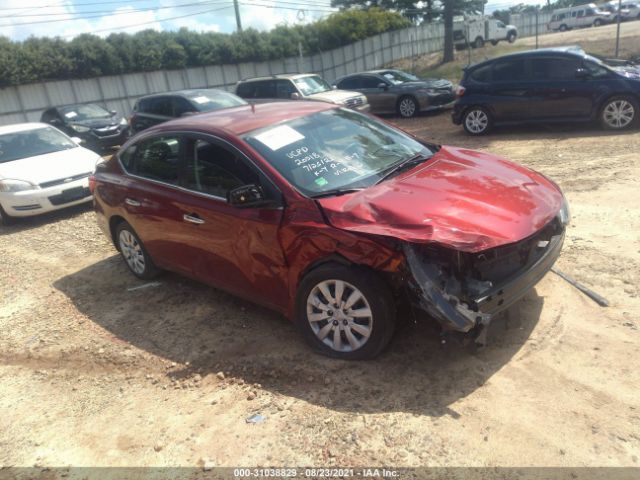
xmin=236 ymin=82 xmax=256 ymax=98
xmin=492 ymin=58 xmax=528 ymax=81
xmin=252 ymin=80 xmax=277 ymax=98
xmin=337 ymin=76 xmax=361 ymax=89
xmin=531 ymin=57 xmax=580 ymax=80
xmin=121 ymin=135 xmax=182 ymax=184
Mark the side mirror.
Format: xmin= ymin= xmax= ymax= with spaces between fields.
xmin=70 ymin=136 xmax=84 ymax=145
xmin=378 ymin=83 xmax=389 ymax=90
xmin=228 ymin=184 xmax=265 ymax=208
xmin=575 ymin=67 xmax=590 ymax=79
xmin=290 ymin=92 xmax=301 ymax=100
xmin=109 ymin=110 xmax=117 ymax=116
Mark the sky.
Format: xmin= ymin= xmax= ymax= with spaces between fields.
xmin=0 ymin=0 xmax=548 ymax=41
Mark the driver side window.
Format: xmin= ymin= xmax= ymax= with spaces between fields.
xmin=184 ymin=139 xmax=260 ymax=199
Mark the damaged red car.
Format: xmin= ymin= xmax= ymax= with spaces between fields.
xmin=92 ymin=102 xmax=569 ymax=359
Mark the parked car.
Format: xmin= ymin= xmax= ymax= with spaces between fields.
xmin=235 ymin=73 xmax=369 ymax=112
xmin=41 ymin=103 xmax=129 ymax=151
xmin=453 ymin=15 xmax=518 ymax=48
xmin=0 ymin=123 xmax=102 ymax=225
xmin=130 ymin=89 xmax=247 ymax=134
xmin=601 ymin=1 xmax=632 ymax=21
xmin=452 ymin=47 xmax=640 ymax=135
xmin=547 ymin=3 xmax=611 ymax=31
xmin=333 ymin=69 xmax=455 ymax=118
xmin=92 ymin=101 xmax=568 ymax=359
xmin=621 ymin=2 xmax=640 ymax=19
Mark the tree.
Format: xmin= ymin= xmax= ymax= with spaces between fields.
xmin=442 ymin=0 xmax=487 ymax=64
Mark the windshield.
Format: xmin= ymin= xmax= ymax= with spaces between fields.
xmin=59 ymin=104 xmax=111 ymax=121
xmin=382 ymin=70 xmax=419 ymax=84
xmin=188 ymin=90 xmax=247 ymax=112
xmin=0 ymin=126 xmax=77 ymax=163
xmin=244 ymin=109 xmax=434 ymax=197
xmin=293 ymin=76 xmax=332 ymax=96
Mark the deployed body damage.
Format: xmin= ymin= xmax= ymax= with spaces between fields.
xmin=401 ymin=216 xmax=565 ymax=343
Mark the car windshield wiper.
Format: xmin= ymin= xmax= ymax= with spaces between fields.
xmin=310 ymin=188 xmax=363 ymax=199
xmin=375 ymin=153 xmax=431 ymax=185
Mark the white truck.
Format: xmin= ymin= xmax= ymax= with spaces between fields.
xmin=547 ymin=3 xmax=611 ymax=31
xmin=453 ymin=15 xmax=518 ymax=49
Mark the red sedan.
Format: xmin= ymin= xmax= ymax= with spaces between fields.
xmin=92 ymin=101 xmax=569 ymax=359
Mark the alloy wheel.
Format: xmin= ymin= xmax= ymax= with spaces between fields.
xmin=306 ymin=279 xmax=373 ymax=353
xmin=464 ymin=109 xmax=489 ymax=134
xmin=603 ymin=100 xmax=635 ymax=129
xmin=399 ymin=98 xmax=417 ymax=117
xmin=118 ymin=229 xmax=146 ymax=275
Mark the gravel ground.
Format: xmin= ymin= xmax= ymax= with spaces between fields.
xmin=1 ymin=100 xmax=640 ymax=472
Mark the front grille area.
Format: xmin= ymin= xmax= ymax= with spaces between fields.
xmin=12 ymin=204 xmax=42 ymax=211
xmin=466 ymin=217 xmax=564 ymax=285
xmin=344 ymin=97 xmax=365 ymax=108
xmin=40 ymin=172 xmax=91 ymax=189
xmin=93 ymin=126 xmax=122 ymax=138
xmin=48 ymin=187 xmax=91 ymax=206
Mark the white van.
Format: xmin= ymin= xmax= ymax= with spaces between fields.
xmin=620 ymin=2 xmax=640 ymax=19
xmin=548 ymin=3 xmax=611 ymax=31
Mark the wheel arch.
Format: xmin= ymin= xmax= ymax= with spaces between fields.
xmin=109 ymin=215 xmax=127 ymax=250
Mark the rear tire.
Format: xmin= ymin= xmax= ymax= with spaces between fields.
xmin=397 ymin=96 xmax=418 ymax=118
xmin=295 ymin=263 xmax=396 ymax=360
xmin=593 ymin=18 xmax=603 ymax=27
xmin=600 ymin=95 xmax=638 ymax=130
xmin=473 ymin=36 xmax=484 ymax=48
xmin=559 ymin=24 xmax=568 ymax=31
xmin=115 ymin=221 xmax=160 ymax=279
xmin=490 ymin=40 xmax=499 ymax=46
xmin=462 ymin=106 xmax=492 ymax=135
xmin=0 ymin=204 xmax=16 ymax=226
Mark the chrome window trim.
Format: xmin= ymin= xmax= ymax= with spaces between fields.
xmin=116 ymin=129 xmax=284 ymax=207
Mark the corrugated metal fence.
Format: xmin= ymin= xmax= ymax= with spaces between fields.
xmin=0 ymin=11 xmax=548 ymax=126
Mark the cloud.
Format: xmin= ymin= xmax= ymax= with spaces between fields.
xmin=1 ymin=0 xmax=333 ymax=40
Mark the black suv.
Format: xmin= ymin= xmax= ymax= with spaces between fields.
xmin=130 ymin=89 xmax=247 ymax=134
xmin=452 ymin=47 xmax=640 ymax=135
xmin=41 ymin=103 xmax=129 ymax=150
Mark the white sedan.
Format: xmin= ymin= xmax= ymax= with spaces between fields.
xmin=0 ymin=123 xmax=103 ymax=225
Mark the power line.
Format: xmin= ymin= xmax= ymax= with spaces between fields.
xmin=239 ymin=1 xmax=337 ymax=13
xmin=0 ymin=0 xmax=233 ymax=27
xmin=6 ymin=0 xmax=232 ymax=18
xmin=60 ymin=4 xmax=234 ymax=37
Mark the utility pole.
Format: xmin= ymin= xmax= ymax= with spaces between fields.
xmin=234 ymin=0 xmax=242 ymax=32
xmin=615 ymin=0 xmax=622 ymax=57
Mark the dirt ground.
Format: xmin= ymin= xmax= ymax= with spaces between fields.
xmin=2 ymin=35 xmax=640 ymax=474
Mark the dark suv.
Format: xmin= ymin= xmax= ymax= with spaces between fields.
xmin=452 ymin=47 xmax=640 ymax=135
xmin=130 ymin=89 xmax=247 ymax=134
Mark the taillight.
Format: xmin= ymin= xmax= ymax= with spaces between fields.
xmin=89 ymin=174 xmax=96 ymax=194
xmin=456 ymin=85 xmax=466 ymax=97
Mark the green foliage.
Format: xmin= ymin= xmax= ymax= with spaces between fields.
xmin=0 ymin=9 xmax=409 ymax=87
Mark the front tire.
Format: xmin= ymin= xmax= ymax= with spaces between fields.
xmin=462 ymin=106 xmax=492 ymax=135
xmin=490 ymin=40 xmax=499 ymax=46
xmin=559 ymin=24 xmax=568 ymax=31
xmin=600 ymin=95 xmax=638 ymax=130
xmin=295 ymin=264 xmax=396 ymax=360
xmin=115 ymin=221 xmax=160 ymax=279
xmin=507 ymin=31 xmax=517 ymax=43
xmin=593 ymin=18 xmax=603 ymax=27
xmin=0 ymin=204 xmax=16 ymax=226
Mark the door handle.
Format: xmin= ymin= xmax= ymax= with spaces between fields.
xmin=125 ymin=198 xmax=141 ymax=207
xmin=183 ymin=213 xmax=205 ymax=225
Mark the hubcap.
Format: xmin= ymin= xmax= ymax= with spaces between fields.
xmin=465 ymin=109 xmax=488 ymax=133
xmin=306 ymin=279 xmax=373 ymax=353
xmin=604 ymin=100 xmax=634 ymax=129
xmin=118 ymin=229 xmax=146 ymax=275
xmin=399 ymin=99 xmax=416 ymax=117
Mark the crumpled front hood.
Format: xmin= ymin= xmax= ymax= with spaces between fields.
xmin=317 ymin=146 xmax=564 ymax=253
xmin=400 ymin=79 xmax=452 ymax=90
xmin=68 ymin=115 xmax=120 ymax=128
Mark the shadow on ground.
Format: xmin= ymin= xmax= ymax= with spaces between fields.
xmin=54 ymin=255 xmax=544 ymax=417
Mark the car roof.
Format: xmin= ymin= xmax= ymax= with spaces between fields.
xmin=467 ymin=46 xmax=586 ymax=70
xmin=138 ymin=89 xmax=230 ymax=101
xmin=147 ymin=100 xmax=336 ymax=136
xmin=239 ymin=73 xmax=318 ymax=83
xmin=0 ymin=122 xmax=50 ymax=135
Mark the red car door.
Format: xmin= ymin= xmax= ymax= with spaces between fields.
xmin=117 ymin=134 xmax=196 ymax=278
xmin=173 ymin=135 xmax=289 ymax=312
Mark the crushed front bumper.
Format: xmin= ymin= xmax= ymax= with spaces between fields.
xmin=403 ymin=229 xmax=565 ymax=336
